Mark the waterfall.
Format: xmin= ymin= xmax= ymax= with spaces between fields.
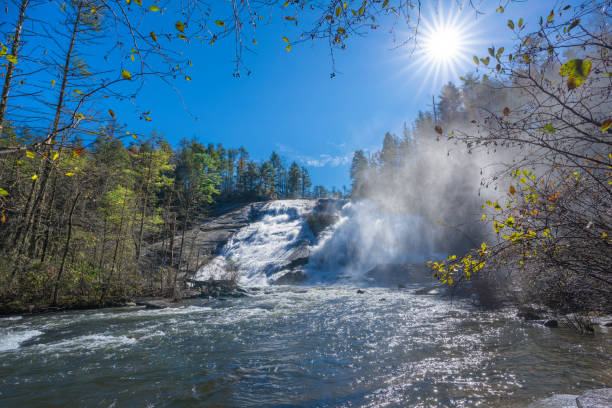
xmin=305 ymin=200 xmax=437 ymax=283
xmin=196 ymin=200 xmax=316 ymax=286
xmin=196 ymin=198 xmax=439 ymax=286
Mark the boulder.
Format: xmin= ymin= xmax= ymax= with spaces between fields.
xmin=272 ymin=270 xmax=307 ymax=285
xmin=356 ymin=289 xmax=365 ymax=294
xmin=517 ymin=306 xmax=546 ymax=321
xmin=136 ymin=300 xmax=172 ymax=309
xmin=543 ymin=319 xmax=558 ymax=328
xmin=576 ymin=388 xmax=612 ymax=408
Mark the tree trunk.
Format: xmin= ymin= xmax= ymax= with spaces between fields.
xmin=0 ymin=0 xmax=29 ymax=138
xmin=52 ymin=190 xmax=81 ymax=306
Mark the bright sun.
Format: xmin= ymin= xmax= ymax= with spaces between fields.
xmin=396 ymin=3 xmax=481 ymax=94
xmin=425 ymin=26 xmax=463 ymax=62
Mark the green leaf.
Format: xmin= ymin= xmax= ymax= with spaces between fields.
xmin=480 ymin=56 xmax=490 ymax=66
xmin=496 ymin=47 xmax=504 ymax=59
xmin=568 ymin=19 xmax=580 ymax=32
xmin=0 ymin=187 xmax=8 ymax=196
xmin=507 ymin=19 xmax=514 ymax=30
xmin=542 ymin=124 xmax=556 ymax=133
xmin=149 ymin=4 xmax=160 ymax=12
xmin=559 ymin=59 xmax=591 ymax=89
xmin=518 ymin=18 xmax=524 ymax=28
xmin=175 ymin=21 xmax=185 ymax=33
xmin=473 ymin=55 xmax=479 ymax=65
xmin=488 ymin=47 xmax=495 ymax=57
xmin=121 ymin=70 xmax=132 ymax=80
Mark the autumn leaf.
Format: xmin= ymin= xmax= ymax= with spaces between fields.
xmin=52 ymin=152 xmax=59 ymax=161
xmin=65 ymin=172 xmax=76 ymax=176
xmin=74 ymin=89 xmax=83 ymax=95
xmin=601 ymin=118 xmax=611 ymax=132
xmin=175 ymin=21 xmax=185 ymax=33
xmin=6 ymin=54 xmax=17 ymax=64
xmin=286 ymin=44 xmax=291 ymax=52
xmin=507 ymin=20 xmax=514 ymax=29
xmin=108 ymin=109 xmax=115 ymax=119
xmin=149 ymin=5 xmax=160 ymax=12
xmin=503 ymin=107 xmax=510 ymax=116
xmin=121 ymin=70 xmax=132 ymax=80
xmin=559 ymin=59 xmax=591 ymax=89
xmin=215 ymin=20 xmax=224 ymax=26
xmin=31 ymin=174 xmax=38 ymax=180
xmin=509 ymin=185 xmax=516 ymax=195
xmin=185 ymin=75 xmax=192 ymax=81
xmin=434 ymin=126 xmax=443 ymax=135
xmin=150 ymin=31 xmax=157 ymax=42
xmin=26 ymin=151 xmax=34 ymax=158
xmin=1 ymin=213 xmax=5 ymax=223
xmin=546 ymin=9 xmax=554 ymax=23
xmin=73 ymin=148 xmax=85 ymax=156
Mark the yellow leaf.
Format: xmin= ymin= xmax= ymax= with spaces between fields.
xmin=26 ymin=151 xmax=35 ymax=158
xmin=286 ymin=44 xmax=291 ymax=52
xmin=6 ymin=54 xmax=17 ymax=64
xmin=52 ymin=152 xmax=59 ymax=161
xmin=51 ymin=79 xmax=56 ymax=87
xmin=31 ymin=174 xmax=38 ymax=180
xmin=0 ymin=188 xmax=8 ymax=196
xmin=215 ymin=20 xmax=224 ymax=26
xmin=149 ymin=5 xmax=160 ymax=12
xmin=185 ymin=75 xmax=191 ymax=81
xmin=130 ymin=54 xmax=135 ymax=61
xmin=150 ymin=31 xmax=157 ymax=42
xmin=178 ymin=34 xmax=187 ymax=40
xmin=121 ymin=70 xmax=132 ymax=80
xmin=1 ymin=213 xmax=5 ymax=223
xmin=601 ymin=118 xmax=612 ymax=132
xmin=144 ymin=116 xmax=152 ymax=121
xmin=282 ymin=36 xmax=289 ymax=43
xmin=65 ymin=172 xmax=76 ymax=176
xmin=175 ymin=21 xmax=185 ymax=33
xmin=74 ymin=89 xmax=83 ymax=95
xmin=134 ymin=0 xmax=141 ymax=5
xmin=132 ymin=134 xmax=138 ymax=139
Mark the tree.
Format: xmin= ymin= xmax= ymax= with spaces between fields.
xmin=287 ymin=162 xmax=301 ymax=198
xmin=349 ymin=150 xmax=369 ymax=198
xmin=300 ymin=166 xmax=312 ymax=198
xmin=429 ymin=2 xmax=612 ymax=312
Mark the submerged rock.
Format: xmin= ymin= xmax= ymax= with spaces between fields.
xmin=356 ymin=289 xmax=365 ymax=294
xmin=576 ymin=388 xmax=612 ymax=408
xmin=136 ymin=300 xmax=174 ymax=309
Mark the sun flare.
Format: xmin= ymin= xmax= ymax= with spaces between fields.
xmin=394 ymin=3 xmax=482 ymax=94
xmin=425 ymin=25 xmax=463 ymax=63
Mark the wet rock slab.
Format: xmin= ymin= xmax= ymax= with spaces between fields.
xmin=576 ymin=388 xmax=612 ymax=408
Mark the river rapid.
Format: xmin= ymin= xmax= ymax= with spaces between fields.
xmin=1 ymin=200 xmax=611 ymax=407
xmin=1 ymin=286 xmax=611 ymax=407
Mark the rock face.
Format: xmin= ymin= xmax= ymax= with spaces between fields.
xmin=142 ymin=202 xmax=266 ymax=276
xmin=576 ymin=388 xmax=612 ymax=408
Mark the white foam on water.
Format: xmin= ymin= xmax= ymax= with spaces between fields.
xmin=0 ymin=329 xmax=43 ymax=352
xmin=197 ymin=200 xmax=316 ymax=286
xmin=0 ymin=316 xmax=23 ymax=321
xmin=39 ymin=333 xmax=138 ymax=353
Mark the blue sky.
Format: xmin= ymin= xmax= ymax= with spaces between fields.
xmin=17 ymin=0 xmax=558 ymax=190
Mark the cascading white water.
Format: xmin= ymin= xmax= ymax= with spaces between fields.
xmin=196 ymin=198 xmax=440 ymax=286
xmin=196 ymin=200 xmax=315 ymax=286
xmin=306 ymin=199 xmax=438 ymax=283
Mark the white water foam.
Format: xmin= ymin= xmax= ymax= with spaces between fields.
xmin=197 ymin=200 xmax=315 ymax=286
xmin=0 ymin=329 xmax=43 ymax=352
